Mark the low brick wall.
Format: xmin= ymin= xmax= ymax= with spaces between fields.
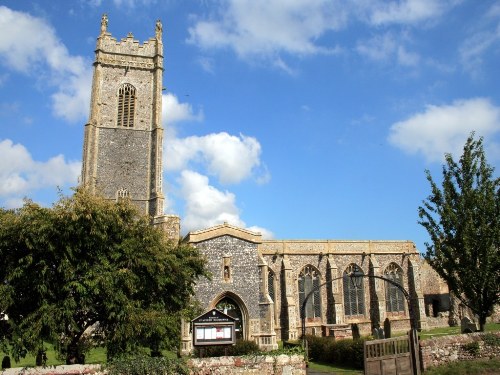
xmin=187 ymin=354 xmax=306 ymax=375
xmin=420 ymin=332 xmax=500 ymax=370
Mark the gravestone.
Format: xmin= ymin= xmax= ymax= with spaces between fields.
xmin=384 ymin=318 xmax=392 ymax=338
xmin=461 ymin=316 xmax=477 ymax=333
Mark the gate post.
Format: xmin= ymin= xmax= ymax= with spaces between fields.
xmin=409 ymin=329 xmax=421 ymax=375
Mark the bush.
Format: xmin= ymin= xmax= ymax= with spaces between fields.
xmin=106 ymin=355 xmax=189 ymax=375
xmin=462 ymin=341 xmax=480 ymax=356
xmin=483 ymin=333 xmax=500 ymax=347
xmin=305 ymin=335 xmax=366 ymax=370
xmin=193 ymin=339 xmax=259 ymax=357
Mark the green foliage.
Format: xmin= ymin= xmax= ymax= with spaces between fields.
xmin=106 ymin=355 xmax=189 ymax=375
xmin=482 ymin=333 xmax=500 ymax=347
xmin=425 ymin=358 xmax=500 ymax=375
xmin=0 ymin=188 xmax=207 ymax=364
xmin=193 ymin=339 xmax=260 ymax=357
xmin=419 ymin=134 xmax=500 ymax=331
xmin=462 ymin=341 xmax=480 ymax=356
xmin=306 ymin=335 xmax=366 ymax=370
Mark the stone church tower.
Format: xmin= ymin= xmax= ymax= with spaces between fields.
xmin=81 ymin=15 xmax=179 ymax=238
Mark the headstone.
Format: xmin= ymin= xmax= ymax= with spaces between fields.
xmin=372 ymin=326 xmax=385 ymax=339
xmin=351 ymin=323 xmax=360 ymax=340
xmin=461 ymin=317 xmax=477 ymax=333
xmin=384 ymin=318 xmax=392 ymax=338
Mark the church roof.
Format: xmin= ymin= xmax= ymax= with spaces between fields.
xmin=185 ymin=222 xmax=262 ymax=244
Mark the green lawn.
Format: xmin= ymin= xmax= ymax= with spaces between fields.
xmin=1 ymin=344 xmax=107 ymax=368
xmin=419 ymin=322 xmax=500 ymax=339
xmin=308 ymin=361 xmax=363 ymax=374
xmin=424 ymin=358 xmax=500 ymax=374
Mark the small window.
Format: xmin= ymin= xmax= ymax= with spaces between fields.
xmin=116 ymin=188 xmax=130 ymax=201
xmin=385 ymin=263 xmax=405 ymax=313
xmin=117 ymin=83 xmax=136 ymax=127
xmin=298 ymin=265 xmax=321 ymax=319
xmin=343 ymin=264 xmax=365 ymax=316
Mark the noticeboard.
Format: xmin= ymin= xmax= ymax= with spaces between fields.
xmin=192 ymin=309 xmax=236 ymax=346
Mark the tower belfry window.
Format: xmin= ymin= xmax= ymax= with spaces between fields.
xmin=117 ymin=83 xmax=136 ymax=127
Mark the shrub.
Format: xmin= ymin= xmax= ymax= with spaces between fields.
xmin=231 ymin=339 xmax=259 ymax=356
xmin=483 ymin=333 xmax=500 ymax=347
xmin=305 ymin=335 xmax=366 ymax=369
xmin=462 ymin=341 xmax=480 ymax=356
xmin=193 ymin=339 xmax=260 ymax=357
xmin=106 ymin=355 xmax=189 ymax=375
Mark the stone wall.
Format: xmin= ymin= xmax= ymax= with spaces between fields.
xmin=187 ymin=354 xmax=306 ymax=375
xmin=420 ymin=332 xmax=500 ymax=370
xmin=0 ymin=364 xmax=102 ymax=374
xmin=2 ymin=355 xmax=305 ymax=375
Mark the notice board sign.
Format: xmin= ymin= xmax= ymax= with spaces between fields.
xmin=192 ymin=309 xmax=236 ymax=346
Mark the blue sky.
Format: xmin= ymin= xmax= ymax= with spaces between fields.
xmin=1 ymin=1 xmax=500 ymax=253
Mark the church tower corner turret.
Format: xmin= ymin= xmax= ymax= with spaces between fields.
xmin=81 ymin=15 xmax=179 ymax=239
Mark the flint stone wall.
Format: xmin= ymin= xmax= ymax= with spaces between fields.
xmin=0 ymin=364 xmax=102 ymax=375
xmin=420 ymin=331 xmax=500 ymax=370
xmin=187 ymin=354 xmax=306 ymax=375
xmin=1 ymin=355 xmax=305 ymax=375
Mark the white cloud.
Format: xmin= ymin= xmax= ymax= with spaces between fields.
xmin=0 ymin=6 xmax=92 ymax=122
xmin=459 ymin=5 xmax=500 ymax=77
xmin=388 ymin=98 xmax=500 ymax=162
xmin=166 ymin=132 xmax=263 ymax=184
xmin=366 ymin=0 xmax=455 ymax=26
xmin=356 ymin=33 xmax=397 ymax=62
xmin=187 ymin=0 xmax=344 ymax=59
xmin=187 ymin=0 xmax=459 ymax=68
xmin=356 ymin=32 xmax=420 ymax=66
xmin=178 ymin=170 xmax=243 ymax=232
xmin=177 ymin=170 xmax=273 ymax=238
xmin=0 ymin=139 xmax=81 ymax=201
xmin=162 ymin=93 xmax=204 ymax=126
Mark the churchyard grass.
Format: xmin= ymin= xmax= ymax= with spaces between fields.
xmin=419 ymin=322 xmax=500 ymax=339
xmin=424 ymin=357 xmax=500 ymax=374
xmin=308 ymin=361 xmax=363 ymax=374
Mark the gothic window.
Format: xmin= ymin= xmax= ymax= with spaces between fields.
xmin=268 ymin=269 xmax=275 ymax=303
xmin=385 ymin=263 xmax=406 ymax=313
xmin=117 ymin=83 xmax=136 ymax=127
xmin=343 ymin=264 xmax=365 ymax=316
xmin=116 ymin=188 xmax=130 ymax=201
xmin=298 ymin=265 xmax=321 ymax=319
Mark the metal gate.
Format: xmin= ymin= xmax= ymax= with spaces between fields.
xmin=364 ymin=333 xmax=419 ymax=375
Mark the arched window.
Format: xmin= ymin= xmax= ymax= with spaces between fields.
xmin=117 ymin=83 xmax=136 ymax=127
xmin=384 ymin=263 xmax=405 ymax=313
xmin=298 ymin=265 xmax=321 ymax=319
xmin=343 ymin=264 xmax=365 ymax=316
xmin=268 ymin=269 xmax=275 ymax=303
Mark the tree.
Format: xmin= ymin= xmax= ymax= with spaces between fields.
xmin=0 ymin=188 xmax=207 ymax=363
xmin=419 ymin=134 xmax=500 ymax=331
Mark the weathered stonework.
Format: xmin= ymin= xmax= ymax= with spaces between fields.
xmin=181 ymin=224 xmax=431 ymax=355
xmin=81 ymin=15 xmax=179 ymax=239
xmin=420 ymin=332 xmax=500 ymax=370
xmin=79 ymin=16 xmax=451 ymax=357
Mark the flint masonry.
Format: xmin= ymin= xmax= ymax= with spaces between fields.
xmin=81 ymin=17 xmax=447 ymax=355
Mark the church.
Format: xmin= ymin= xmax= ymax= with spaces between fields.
xmin=81 ymin=16 xmax=442 ymax=355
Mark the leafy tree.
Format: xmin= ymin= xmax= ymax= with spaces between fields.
xmin=419 ymin=134 xmax=500 ymax=331
xmin=0 ymin=188 xmax=207 ymax=363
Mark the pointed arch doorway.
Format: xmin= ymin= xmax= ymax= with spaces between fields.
xmin=212 ymin=293 xmax=248 ymax=341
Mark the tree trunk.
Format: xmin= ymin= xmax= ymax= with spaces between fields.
xmin=66 ymin=334 xmax=85 ymax=365
xmin=479 ymin=314 xmax=486 ymax=332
